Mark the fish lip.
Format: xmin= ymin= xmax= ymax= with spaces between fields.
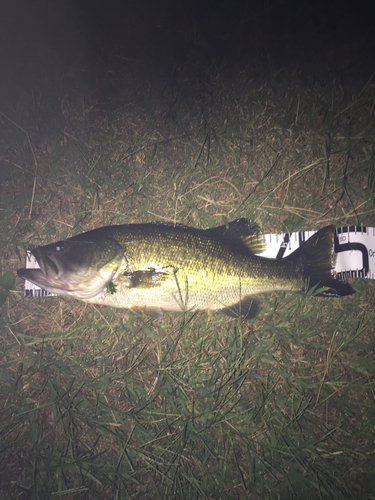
xmin=17 ymin=268 xmax=43 ymax=282
xmin=17 ymin=267 xmax=54 ymax=292
xmin=17 ymin=266 xmax=109 ymax=298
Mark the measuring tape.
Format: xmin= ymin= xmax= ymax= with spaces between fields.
xmin=23 ymin=226 xmax=375 ymax=297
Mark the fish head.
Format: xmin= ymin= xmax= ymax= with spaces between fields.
xmin=18 ymin=235 xmax=124 ymax=299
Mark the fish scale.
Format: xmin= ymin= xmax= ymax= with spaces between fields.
xmin=18 ymin=219 xmax=355 ymax=320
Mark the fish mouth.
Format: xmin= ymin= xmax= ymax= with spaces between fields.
xmin=32 ymin=247 xmax=60 ymax=279
xmin=17 ymin=247 xmax=112 ymax=299
xmin=17 ymin=267 xmax=65 ymax=295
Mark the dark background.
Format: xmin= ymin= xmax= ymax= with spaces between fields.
xmin=1 ymin=0 xmax=374 ymax=107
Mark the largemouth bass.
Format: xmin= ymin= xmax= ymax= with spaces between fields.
xmin=17 ymin=219 xmax=354 ymax=320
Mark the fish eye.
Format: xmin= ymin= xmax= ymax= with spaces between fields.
xmin=55 ymin=242 xmax=64 ymax=252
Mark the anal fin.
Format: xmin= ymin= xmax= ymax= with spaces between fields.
xmin=219 ymin=296 xmax=262 ymax=320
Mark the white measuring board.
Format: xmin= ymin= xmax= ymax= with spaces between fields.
xmin=23 ymin=226 xmax=375 ymax=296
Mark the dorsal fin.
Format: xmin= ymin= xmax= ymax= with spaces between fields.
xmin=205 ymin=219 xmax=266 ymax=255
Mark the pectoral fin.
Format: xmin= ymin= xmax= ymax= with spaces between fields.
xmin=130 ymin=305 xmax=164 ymax=319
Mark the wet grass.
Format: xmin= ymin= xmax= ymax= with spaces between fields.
xmin=1 ymin=21 xmax=375 ymax=499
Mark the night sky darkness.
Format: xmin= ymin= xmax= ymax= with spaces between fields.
xmin=1 ymin=0 xmax=375 ymax=109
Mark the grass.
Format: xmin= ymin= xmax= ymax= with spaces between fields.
xmin=2 ymin=293 xmax=375 ymax=498
xmin=1 ymin=6 xmax=375 ymax=498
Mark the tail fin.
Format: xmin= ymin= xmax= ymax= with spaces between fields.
xmin=287 ymin=226 xmax=355 ymax=297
